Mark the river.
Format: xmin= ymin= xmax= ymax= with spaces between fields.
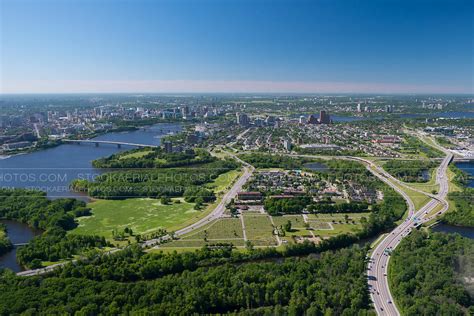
xmin=0 ymin=123 xmax=181 ymax=271
xmin=455 ymin=161 xmax=474 ymax=188
xmin=0 ymin=220 xmax=42 ymax=272
xmin=432 ymin=224 xmax=474 ymax=239
xmin=0 ymin=123 xmax=182 ymax=199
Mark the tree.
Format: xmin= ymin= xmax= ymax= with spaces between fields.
xmin=284 ymin=220 xmax=292 ymax=232
xmin=245 ymin=240 xmax=254 ymax=251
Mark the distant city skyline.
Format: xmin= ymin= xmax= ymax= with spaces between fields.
xmin=1 ymin=0 xmax=473 ymax=94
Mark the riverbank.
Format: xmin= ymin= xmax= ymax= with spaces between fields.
xmin=0 ymin=219 xmax=42 ymax=272
xmin=0 ymin=122 xmax=183 ymax=199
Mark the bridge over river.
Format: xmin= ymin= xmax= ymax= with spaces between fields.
xmin=63 ymin=139 xmax=158 ymax=148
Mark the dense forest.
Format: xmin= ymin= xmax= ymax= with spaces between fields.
xmin=389 ymin=231 xmax=473 ymax=315
xmin=443 ymin=189 xmax=474 ymax=227
xmin=0 ymin=224 xmax=12 ymax=256
xmin=0 ymin=246 xmax=375 ymax=315
xmin=383 ymin=159 xmax=438 ymax=183
xmin=0 ymin=189 xmax=109 ymax=268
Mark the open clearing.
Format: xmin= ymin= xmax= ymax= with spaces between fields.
xmin=181 ymin=218 xmax=244 ymax=240
xmin=205 ymin=169 xmax=242 ymax=193
xmin=72 ymin=198 xmax=198 ymax=239
xmin=160 ymin=211 xmax=368 ymax=250
xmin=119 ymin=150 xmax=153 ymax=160
xmin=243 ymin=215 xmax=278 ymax=246
xmin=72 ymin=169 xmax=241 ymax=240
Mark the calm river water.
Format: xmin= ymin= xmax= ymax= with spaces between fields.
xmin=0 ymin=123 xmax=181 ymax=271
xmin=0 ymin=123 xmax=181 ymax=199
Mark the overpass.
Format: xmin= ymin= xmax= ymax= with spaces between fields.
xmin=63 ymin=139 xmax=158 ymax=149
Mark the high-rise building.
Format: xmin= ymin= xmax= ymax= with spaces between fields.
xmin=236 ymin=112 xmax=250 ymax=126
xmin=357 ymin=103 xmax=362 ymax=112
xmin=181 ymin=106 xmax=189 ymax=118
xmin=319 ymin=110 xmax=331 ymax=124
xmin=307 ymin=114 xmax=318 ymax=124
xmin=265 ymin=115 xmax=276 ymax=126
xmin=283 ymin=139 xmax=292 ymax=151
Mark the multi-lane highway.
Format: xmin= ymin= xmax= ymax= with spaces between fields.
xmin=368 ymin=147 xmax=453 ymax=315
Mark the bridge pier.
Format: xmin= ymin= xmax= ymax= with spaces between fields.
xmin=95 ymin=142 xmax=99 ymax=147
xmin=117 ymin=144 xmax=121 ymax=148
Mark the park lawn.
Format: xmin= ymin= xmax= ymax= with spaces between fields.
xmin=119 ymin=149 xmax=153 ymax=160
xmin=71 ymin=198 xmax=199 ymax=239
xmin=181 ymin=218 xmax=244 ymax=240
xmin=271 ymin=215 xmax=306 ymax=228
xmin=313 ymin=222 xmax=362 ymax=238
xmin=306 ymin=213 xmax=370 ymax=221
xmin=243 ymin=215 xmax=278 ymax=246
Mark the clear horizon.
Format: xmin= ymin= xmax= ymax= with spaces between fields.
xmin=1 ymin=0 xmax=473 ymax=94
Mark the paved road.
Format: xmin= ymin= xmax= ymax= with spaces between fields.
xmin=143 ymin=153 xmax=254 ymax=247
xmin=18 ymin=153 xmax=254 ymax=276
xmin=368 ymin=148 xmax=452 ymax=315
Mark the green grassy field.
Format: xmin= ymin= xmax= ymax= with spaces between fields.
xmin=119 ymin=150 xmax=153 ymax=160
xmin=307 ymin=213 xmax=366 ymax=237
xmin=243 ymin=215 xmax=277 ymax=246
xmin=181 ymin=218 xmax=244 ymax=240
xmin=205 ymin=169 xmax=242 ymax=193
xmin=72 ymin=198 xmax=199 ymax=239
xmin=271 ymin=215 xmax=305 ymax=228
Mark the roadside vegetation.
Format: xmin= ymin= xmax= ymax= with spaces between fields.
xmin=443 ymin=188 xmax=474 ymax=227
xmin=398 ymin=135 xmax=444 ymax=158
xmin=389 ymin=231 xmax=474 ymax=315
xmin=383 ymin=159 xmax=438 ymax=183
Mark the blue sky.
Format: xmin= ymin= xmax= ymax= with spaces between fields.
xmin=1 ymin=0 xmax=473 ymax=93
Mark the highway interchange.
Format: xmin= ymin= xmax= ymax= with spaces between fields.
xmin=367 ymin=143 xmax=453 ymax=315
xmin=17 ymin=138 xmax=458 ymax=316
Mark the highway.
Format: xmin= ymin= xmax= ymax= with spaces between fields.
xmin=368 ymin=146 xmax=453 ymax=315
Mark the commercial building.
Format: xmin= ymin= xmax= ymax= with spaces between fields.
xmin=319 ymin=110 xmax=331 ymax=124
xmin=236 ymin=112 xmax=250 ymax=126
